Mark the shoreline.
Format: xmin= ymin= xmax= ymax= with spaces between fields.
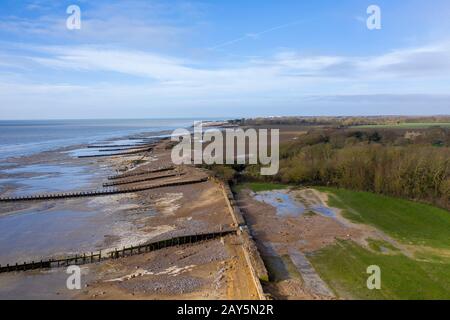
xmin=0 ymin=122 xmax=263 ymax=300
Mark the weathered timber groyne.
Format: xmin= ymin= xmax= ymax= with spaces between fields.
xmin=107 ymin=166 xmax=175 ymax=180
xmin=87 ymin=143 xmax=149 ymax=148
xmin=98 ymin=145 xmax=154 ymax=152
xmin=0 ymin=228 xmax=236 ymax=274
xmin=0 ymin=177 xmax=208 ymax=202
xmin=103 ymin=172 xmax=185 ymax=187
xmin=77 ymin=147 xmax=153 ymax=158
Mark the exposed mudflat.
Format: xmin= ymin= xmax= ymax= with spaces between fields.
xmin=0 ymin=138 xmax=259 ymax=300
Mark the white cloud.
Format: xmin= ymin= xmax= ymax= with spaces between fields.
xmin=18 ymin=40 xmax=450 ymax=84
xmin=0 ymin=1 xmax=197 ymax=50
xmin=1 ymin=40 xmax=450 ymax=118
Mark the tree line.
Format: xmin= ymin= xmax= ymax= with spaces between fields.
xmin=242 ymin=127 xmax=450 ymax=210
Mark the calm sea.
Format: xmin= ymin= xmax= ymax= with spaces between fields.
xmin=0 ymin=119 xmax=199 ymax=159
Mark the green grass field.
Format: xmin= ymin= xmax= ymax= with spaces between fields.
xmin=352 ymin=122 xmax=450 ymax=129
xmin=309 ymin=188 xmax=450 ymax=299
xmin=309 ymin=240 xmax=450 ymax=299
xmin=317 ymin=187 xmax=450 ymax=248
xmin=366 ymin=238 xmax=399 ymax=254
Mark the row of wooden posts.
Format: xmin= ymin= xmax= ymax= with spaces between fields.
xmin=0 ymin=229 xmax=236 ymax=273
xmin=102 ymin=172 xmax=183 ymax=187
xmin=77 ymin=147 xmax=153 ymax=158
xmin=107 ymin=166 xmax=175 ymax=180
xmin=0 ymin=176 xmax=208 ymax=202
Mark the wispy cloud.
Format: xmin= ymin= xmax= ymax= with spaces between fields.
xmin=0 ymin=1 xmax=199 ymax=50
xmin=0 ymin=0 xmax=449 ymax=118
xmin=13 ymin=40 xmax=450 ymax=84
xmin=208 ymin=20 xmax=305 ymax=51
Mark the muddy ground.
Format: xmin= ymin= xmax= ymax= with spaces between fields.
xmin=236 ymin=187 xmax=364 ymax=299
xmin=236 ymin=185 xmax=421 ymax=300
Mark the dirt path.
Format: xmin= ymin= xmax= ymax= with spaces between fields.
xmin=288 ymin=249 xmax=334 ymax=298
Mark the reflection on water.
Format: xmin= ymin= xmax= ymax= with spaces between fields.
xmin=254 ymin=191 xmax=305 ymax=217
xmin=253 ymin=190 xmax=337 ymax=218
xmin=0 ymin=164 xmax=107 ymax=196
xmin=0 ymin=119 xmax=194 ymax=159
xmin=311 ymin=204 xmax=336 ymax=217
xmin=0 ymin=209 xmax=107 ymax=265
xmin=68 ymin=138 xmax=148 ymax=157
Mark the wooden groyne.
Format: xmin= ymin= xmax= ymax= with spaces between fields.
xmin=98 ymin=146 xmax=154 ymax=152
xmin=0 ymin=228 xmax=236 ymax=274
xmin=87 ymin=143 xmax=149 ymax=148
xmin=108 ymin=166 xmax=175 ymax=180
xmin=0 ymin=177 xmax=208 ymax=202
xmin=103 ymin=172 xmax=185 ymax=187
xmin=77 ymin=147 xmax=153 ymax=158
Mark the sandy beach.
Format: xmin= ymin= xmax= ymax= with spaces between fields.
xmin=0 ymin=131 xmax=262 ymax=300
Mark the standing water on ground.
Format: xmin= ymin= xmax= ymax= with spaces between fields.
xmin=0 ymin=164 xmax=108 ymax=197
xmin=254 ymin=191 xmax=306 ymax=217
xmin=0 ymin=119 xmax=201 ymax=265
xmin=253 ymin=190 xmax=337 ymax=218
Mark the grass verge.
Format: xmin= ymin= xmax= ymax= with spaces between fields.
xmin=309 ymin=240 xmax=450 ymax=299
xmin=317 ymin=187 xmax=450 ymax=248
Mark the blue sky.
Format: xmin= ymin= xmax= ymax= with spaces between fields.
xmin=0 ymin=0 xmax=449 ymax=119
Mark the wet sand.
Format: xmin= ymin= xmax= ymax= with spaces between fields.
xmin=0 ymin=135 xmax=260 ymax=300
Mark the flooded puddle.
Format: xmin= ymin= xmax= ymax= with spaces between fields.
xmin=254 ymin=191 xmax=305 ymax=217
xmin=310 ymin=205 xmax=336 ymax=218
xmin=253 ymin=190 xmax=337 ymax=218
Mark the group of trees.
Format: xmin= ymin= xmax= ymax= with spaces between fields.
xmin=236 ymin=116 xmax=450 ymax=127
xmin=244 ymin=127 xmax=450 ymax=210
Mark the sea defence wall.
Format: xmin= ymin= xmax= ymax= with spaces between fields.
xmin=217 ymin=178 xmax=269 ymax=300
xmin=0 ymin=228 xmax=236 ymax=274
